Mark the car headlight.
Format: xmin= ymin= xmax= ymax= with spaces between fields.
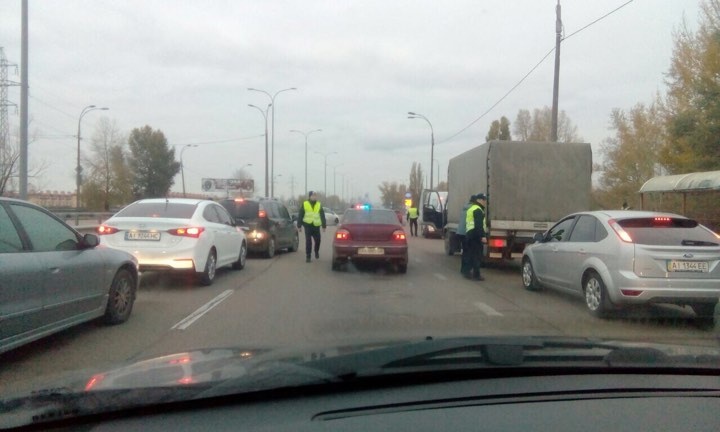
xmin=249 ymin=230 xmax=266 ymax=239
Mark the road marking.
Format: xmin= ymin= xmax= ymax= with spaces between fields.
xmin=171 ymin=289 xmax=234 ymax=330
xmin=433 ymin=273 xmax=447 ymax=281
xmin=473 ymin=302 xmax=503 ymax=317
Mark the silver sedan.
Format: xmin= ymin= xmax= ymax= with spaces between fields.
xmin=521 ymin=210 xmax=720 ymax=327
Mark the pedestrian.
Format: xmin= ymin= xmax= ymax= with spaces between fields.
xmin=407 ymin=205 xmax=419 ymax=237
xmin=458 ymin=195 xmax=475 ymax=277
xmin=463 ymin=193 xmax=488 ymax=281
xmin=297 ymin=191 xmax=326 ymax=263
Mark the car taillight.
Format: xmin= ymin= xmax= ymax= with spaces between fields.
xmin=653 ymin=217 xmax=672 ymax=226
xmin=168 ymin=227 xmax=205 ymax=238
xmin=336 ymin=229 xmax=351 ymax=241
xmin=392 ymin=230 xmax=406 ymax=241
xmin=258 ymin=210 xmax=267 ymax=218
xmin=84 ymin=374 xmax=105 ymax=391
xmin=608 ymin=219 xmax=633 ymax=243
xmin=97 ymin=225 xmax=119 ymax=235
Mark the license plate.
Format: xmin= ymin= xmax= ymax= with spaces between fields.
xmin=667 ymin=260 xmax=709 ymax=272
xmin=358 ymin=247 xmax=384 ymax=255
xmin=125 ymin=231 xmax=161 ymax=241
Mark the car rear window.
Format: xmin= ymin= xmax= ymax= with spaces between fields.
xmin=343 ymin=210 xmax=398 ymax=224
xmin=115 ymin=202 xmax=197 ymax=218
xmin=221 ymin=200 xmax=260 ymax=220
xmin=618 ymin=217 xmax=719 ymax=246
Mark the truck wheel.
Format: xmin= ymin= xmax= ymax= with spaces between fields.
xmin=444 ymin=233 xmax=454 ymax=255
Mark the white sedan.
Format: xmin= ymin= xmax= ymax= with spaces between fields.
xmin=98 ymin=198 xmax=247 ymax=285
xmin=324 ymin=207 xmax=341 ymax=226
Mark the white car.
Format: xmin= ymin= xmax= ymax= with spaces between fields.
xmin=323 ymin=207 xmax=340 ymax=226
xmin=98 ymin=198 xmax=247 ymax=285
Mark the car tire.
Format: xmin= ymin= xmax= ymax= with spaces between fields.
xmin=199 ymin=249 xmax=217 ymax=286
xmin=584 ymin=271 xmax=611 ymax=318
xmin=398 ymin=262 xmax=407 ymax=274
xmin=288 ymin=232 xmax=299 ymax=252
xmin=334 ymin=217 xmax=339 ymax=225
xmin=691 ymin=301 xmax=717 ymax=329
xmin=521 ymin=258 xmax=540 ymax=291
xmin=232 ymin=241 xmax=247 ymax=270
xmin=103 ymin=268 xmax=136 ymax=325
xmin=264 ymin=237 xmax=276 ymax=258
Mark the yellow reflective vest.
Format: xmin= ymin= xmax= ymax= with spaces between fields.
xmin=302 ymin=201 xmax=322 ymax=226
xmin=465 ymin=204 xmax=487 ymax=233
xmin=408 ymin=207 xmax=418 ymax=219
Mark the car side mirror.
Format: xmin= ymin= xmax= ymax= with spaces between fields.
xmin=82 ymin=233 xmax=100 ymax=248
xmin=532 ymin=232 xmax=545 ymax=243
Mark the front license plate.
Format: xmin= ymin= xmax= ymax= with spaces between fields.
xmin=667 ymin=260 xmax=709 ymax=272
xmin=125 ymin=231 xmax=161 ymax=241
xmin=358 ymin=247 xmax=384 ymax=255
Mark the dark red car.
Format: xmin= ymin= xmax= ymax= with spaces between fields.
xmin=332 ymin=208 xmax=408 ymax=273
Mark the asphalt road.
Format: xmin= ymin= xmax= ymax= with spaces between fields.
xmin=1 ymin=227 xmax=717 ymax=396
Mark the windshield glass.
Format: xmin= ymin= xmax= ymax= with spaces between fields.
xmin=1 ymin=0 xmax=719 ymax=428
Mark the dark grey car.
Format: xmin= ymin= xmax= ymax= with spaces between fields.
xmin=0 ymin=198 xmax=139 ymax=354
xmin=220 ymin=198 xmax=299 ymax=258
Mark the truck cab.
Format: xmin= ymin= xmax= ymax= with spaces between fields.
xmin=419 ymin=189 xmax=447 ymax=238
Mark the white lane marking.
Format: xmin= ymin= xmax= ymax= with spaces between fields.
xmin=171 ymin=289 xmax=234 ymax=330
xmin=473 ymin=302 xmax=503 ymax=317
xmin=433 ymin=273 xmax=447 ymax=281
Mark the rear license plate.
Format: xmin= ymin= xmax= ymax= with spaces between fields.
xmin=358 ymin=247 xmax=384 ymax=255
xmin=667 ymin=260 xmax=709 ymax=272
xmin=125 ymin=231 xmax=161 ymax=241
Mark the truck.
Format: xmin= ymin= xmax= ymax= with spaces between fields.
xmin=443 ymin=140 xmax=592 ymax=260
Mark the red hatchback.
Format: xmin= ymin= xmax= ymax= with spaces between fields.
xmin=332 ymin=208 xmax=409 ymax=273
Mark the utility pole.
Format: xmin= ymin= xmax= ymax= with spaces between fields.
xmin=550 ymin=0 xmax=562 ymax=142
xmin=1 ymin=48 xmax=20 ymax=183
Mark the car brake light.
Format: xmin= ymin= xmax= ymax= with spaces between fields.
xmin=258 ymin=210 xmax=267 ymax=218
xmin=621 ymin=289 xmax=643 ymax=297
xmin=336 ymin=229 xmax=351 ymax=241
xmin=489 ymin=238 xmax=506 ymax=248
xmin=392 ymin=230 xmax=406 ymax=241
xmin=653 ymin=217 xmax=672 ymax=226
xmin=97 ymin=225 xmax=119 ymax=235
xmin=84 ymin=374 xmax=105 ymax=391
xmin=608 ymin=219 xmax=633 ymax=243
xmin=168 ymin=227 xmax=205 ymax=238
xmin=234 ymin=198 xmax=244 ymax=203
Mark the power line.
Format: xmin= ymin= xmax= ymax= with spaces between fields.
xmin=439 ymin=0 xmax=634 ymax=144
xmin=173 ymin=134 xmax=265 ymax=146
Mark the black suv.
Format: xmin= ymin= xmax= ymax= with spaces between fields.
xmin=220 ymin=198 xmax=299 ymax=258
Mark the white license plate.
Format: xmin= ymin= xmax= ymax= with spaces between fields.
xmin=358 ymin=247 xmax=384 ymax=255
xmin=667 ymin=260 xmax=709 ymax=272
xmin=126 ymin=231 xmax=161 ymax=241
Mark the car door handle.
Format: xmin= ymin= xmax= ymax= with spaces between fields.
xmin=49 ymin=267 xmax=61 ymax=274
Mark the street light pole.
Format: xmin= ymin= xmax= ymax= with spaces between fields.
xmin=180 ymin=144 xmax=198 ymax=198
xmin=408 ymin=112 xmax=435 ymax=191
xmin=76 ymin=104 xmax=109 ymax=225
xmin=249 ymin=103 xmax=271 ymax=197
xmin=248 ymin=87 xmax=297 ymax=197
xmin=289 ymin=129 xmax=322 ymax=195
xmin=315 ymin=150 xmax=338 ymax=198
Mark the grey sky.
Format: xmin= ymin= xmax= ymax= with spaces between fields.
xmin=0 ymin=0 xmax=701 ymax=202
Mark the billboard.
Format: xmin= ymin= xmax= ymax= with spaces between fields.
xmin=201 ymin=178 xmax=254 ymax=193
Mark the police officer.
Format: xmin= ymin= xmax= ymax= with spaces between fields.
xmin=464 ymin=193 xmax=488 ymax=281
xmin=458 ymin=194 xmax=475 ymax=277
xmin=297 ymin=191 xmax=327 ymax=263
xmin=407 ymin=206 xmax=419 ymax=237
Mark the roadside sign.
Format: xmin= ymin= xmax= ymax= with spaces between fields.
xmin=202 ymin=178 xmax=254 ymax=193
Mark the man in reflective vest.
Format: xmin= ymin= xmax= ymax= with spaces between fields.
xmin=407 ymin=206 xmax=419 ymax=237
xmin=297 ymin=191 xmax=327 ymax=263
xmin=463 ymin=193 xmax=488 ymax=281
xmin=459 ymin=194 xmax=475 ymax=277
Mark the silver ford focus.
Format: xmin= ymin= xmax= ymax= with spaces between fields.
xmin=522 ymin=210 xmax=720 ymax=327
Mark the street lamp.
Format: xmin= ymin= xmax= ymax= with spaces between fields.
xmin=289 ymin=128 xmax=322 ymax=195
xmin=314 ymin=150 xmax=338 ymax=198
xmin=433 ymin=158 xmax=441 ymax=187
xmin=76 ymin=104 xmax=109 ymax=225
xmin=180 ymin=144 xmax=198 ymax=198
xmin=248 ymin=87 xmax=297 ymax=197
xmin=408 ymin=111 xmax=435 ymax=191
xmin=249 ymin=103 xmax=271 ymax=197
xmin=331 ymin=163 xmax=344 ymax=198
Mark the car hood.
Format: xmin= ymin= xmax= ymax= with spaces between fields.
xmin=1 ymin=336 xmax=719 ymax=429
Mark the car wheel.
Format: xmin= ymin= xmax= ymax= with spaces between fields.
xmin=103 ymin=268 xmax=136 ymax=324
xmin=397 ymin=262 xmax=408 ymax=274
xmin=232 ymin=241 xmax=247 ymax=270
xmin=334 ymin=217 xmax=339 ymax=225
xmin=199 ymin=249 xmax=217 ymax=286
xmin=521 ymin=258 xmax=540 ymax=291
xmin=264 ymin=237 xmax=276 ymax=258
xmin=691 ymin=301 xmax=717 ymax=329
xmin=288 ymin=232 xmax=299 ymax=252
xmin=584 ymin=271 xmax=611 ymax=318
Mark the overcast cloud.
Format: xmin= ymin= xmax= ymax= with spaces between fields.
xmin=0 ymin=0 xmax=701 ymax=202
